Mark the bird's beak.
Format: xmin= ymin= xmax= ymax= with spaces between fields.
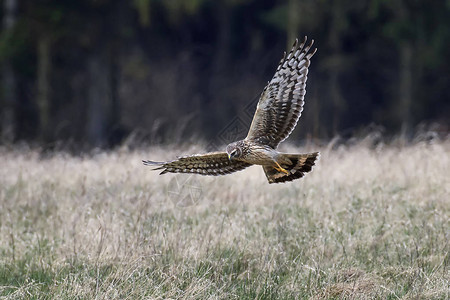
xmin=227 ymin=153 xmax=231 ymax=161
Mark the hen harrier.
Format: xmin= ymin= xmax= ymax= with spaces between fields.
xmin=144 ymin=37 xmax=318 ymax=183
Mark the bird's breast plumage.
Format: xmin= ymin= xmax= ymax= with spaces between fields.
xmin=238 ymin=141 xmax=278 ymax=165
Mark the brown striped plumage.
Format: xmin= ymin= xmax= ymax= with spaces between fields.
xmin=144 ymin=37 xmax=319 ymax=184
xmin=144 ymin=152 xmax=251 ymax=176
xmin=246 ymin=37 xmax=316 ymax=148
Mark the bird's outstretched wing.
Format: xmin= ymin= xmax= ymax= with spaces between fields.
xmin=246 ymin=37 xmax=316 ymax=148
xmin=143 ymin=152 xmax=252 ymax=176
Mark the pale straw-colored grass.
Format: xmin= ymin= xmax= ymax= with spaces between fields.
xmin=0 ymin=140 xmax=448 ymax=299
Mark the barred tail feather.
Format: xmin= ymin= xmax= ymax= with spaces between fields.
xmin=263 ymin=152 xmax=319 ymax=184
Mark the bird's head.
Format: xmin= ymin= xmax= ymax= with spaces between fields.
xmin=226 ymin=143 xmax=242 ymax=161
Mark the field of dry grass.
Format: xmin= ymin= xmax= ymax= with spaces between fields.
xmin=0 ymin=140 xmax=448 ymax=299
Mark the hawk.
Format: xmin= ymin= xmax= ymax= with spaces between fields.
xmin=144 ymin=37 xmax=319 ymax=183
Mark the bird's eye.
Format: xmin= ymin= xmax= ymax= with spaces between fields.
xmin=231 ymin=149 xmax=237 ymax=157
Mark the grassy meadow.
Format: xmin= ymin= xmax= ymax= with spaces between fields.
xmin=0 ymin=140 xmax=448 ymax=299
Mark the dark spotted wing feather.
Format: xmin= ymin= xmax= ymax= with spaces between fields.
xmin=143 ymin=152 xmax=251 ymax=176
xmin=246 ymin=37 xmax=316 ymax=148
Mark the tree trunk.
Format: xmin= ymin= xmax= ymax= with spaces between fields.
xmin=37 ymin=36 xmax=52 ymax=143
xmin=213 ymin=0 xmax=231 ymax=74
xmin=87 ymin=52 xmax=110 ymax=147
xmin=328 ymin=1 xmax=345 ymax=135
xmin=208 ymin=0 xmax=232 ymax=138
xmin=86 ymin=46 xmax=120 ymax=148
xmin=395 ymin=0 xmax=413 ymax=134
xmin=108 ymin=46 xmax=121 ymax=146
xmin=1 ymin=0 xmax=18 ymax=143
xmin=399 ymin=43 xmax=413 ymax=132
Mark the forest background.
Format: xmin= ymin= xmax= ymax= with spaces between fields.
xmin=1 ymin=0 xmax=449 ymax=150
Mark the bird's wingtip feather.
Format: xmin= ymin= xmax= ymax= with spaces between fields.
xmin=143 ymin=160 xmax=163 ymax=166
xmin=143 ymin=160 xmax=167 ymax=172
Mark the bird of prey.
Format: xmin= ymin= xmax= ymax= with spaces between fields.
xmin=144 ymin=37 xmax=319 ymax=183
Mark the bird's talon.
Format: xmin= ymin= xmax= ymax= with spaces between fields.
xmin=280 ymin=168 xmax=290 ymax=175
xmin=274 ymin=162 xmax=290 ymax=175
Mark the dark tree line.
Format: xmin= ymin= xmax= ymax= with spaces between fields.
xmin=0 ymin=0 xmax=449 ymax=149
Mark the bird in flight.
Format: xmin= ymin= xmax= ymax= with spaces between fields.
xmin=144 ymin=37 xmax=318 ymax=183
